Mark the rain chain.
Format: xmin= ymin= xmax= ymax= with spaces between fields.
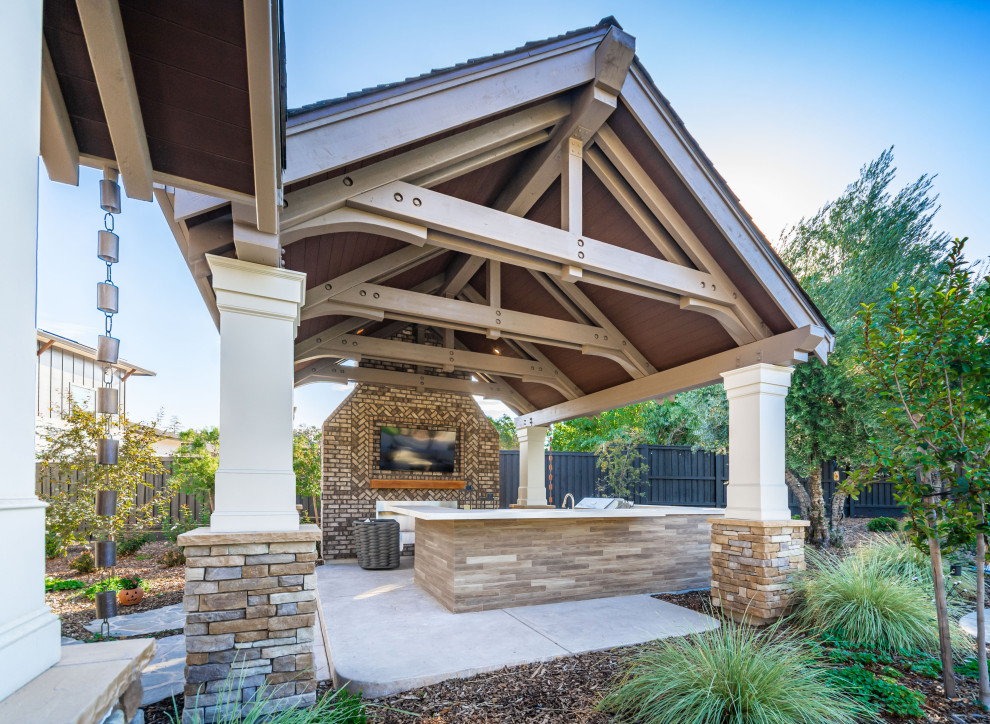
xmin=93 ymin=173 xmax=122 ymax=635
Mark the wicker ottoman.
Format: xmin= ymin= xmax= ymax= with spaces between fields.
xmin=353 ymin=518 xmax=401 ymax=570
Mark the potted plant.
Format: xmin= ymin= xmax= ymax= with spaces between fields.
xmin=115 ymin=576 xmax=144 ymax=606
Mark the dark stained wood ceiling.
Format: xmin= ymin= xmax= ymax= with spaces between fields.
xmin=43 ymin=0 xmax=254 ymax=195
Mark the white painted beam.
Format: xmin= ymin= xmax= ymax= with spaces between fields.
xmin=153 ymin=188 xmax=221 ymax=328
xmin=345 ymin=181 xmax=737 ymax=307
xmin=593 ymin=124 xmax=764 ymax=341
xmin=514 ymin=325 xmax=827 ymax=428
xmin=459 ymin=284 xmax=585 ymax=400
xmin=243 ymin=0 xmax=280 ymax=234
xmin=525 ymin=269 xmax=591 ymax=324
xmin=561 ymin=137 xmax=582 ymax=234
xmin=412 ymin=131 xmax=549 ymax=189
xmin=39 ymin=39 xmax=78 ymax=185
xmin=493 ymin=26 xmax=635 ymax=217
xmin=550 ymin=277 xmax=656 ymax=377
xmin=76 ymin=0 xmax=153 ymax=200
xmin=307 ymin=334 xmax=574 ymax=397
xmin=294 ymin=359 xmax=534 ymax=413
xmin=282 ymin=99 xmax=569 ymax=230
xmin=173 ymin=189 xmax=229 ymax=222
xmin=488 ymin=260 xmax=501 ymax=308
xmin=232 ymin=202 xmax=280 ymax=266
xmin=281 ymin=207 xmax=428 ymax=247
xmin=302 ymin=244 xmax=443 ymax=318
xmin=293 ymin=275 xmax=445 ymax=361
xmin=284 ymin=35 xmax=601 ymax=183
xmin=619 ymin=68 xmax=834 ymax=356
xmin=584 ymin=145 xmax=689 ymax=265
xmin=323 ymin=282 xmax=626 ymax=353
xmin=440 ymin=255 xmax=486 ymax=298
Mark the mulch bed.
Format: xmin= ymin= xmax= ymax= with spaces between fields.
xmin=46 ymin=539 xmax=186 ymax=641
xmin=652 ymin=588 xmax=711 ymax=615
xmin=349 ymin=649 xmax=630 ymax=724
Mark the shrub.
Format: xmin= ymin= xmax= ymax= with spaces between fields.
xmin=45 ymin=577 xmax=86 ymax=593
xmin=826 ymin=664 xmax=925 ymax=718
xmin=866 ymin=517 xmax=899 ymax=533
xmin=792 ymin=549 xmax=971 ymax=656
xmin=598 ymin=620 xmax=869 ymax=724
xmin=162 ymin=546 xmax=185 ymax=567
xmin=85 ymin=576 xmax=145 ymax=599
xmin=70 ymin=551 xmax=95 ymax=574
xmin=116 ymin=531 xmax=152 ymax=556
xmin=45 ymin=531 xmax=65 ymax=559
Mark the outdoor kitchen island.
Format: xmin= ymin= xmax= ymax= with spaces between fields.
xmin=382 ymin=504 xmax=721 ymax=613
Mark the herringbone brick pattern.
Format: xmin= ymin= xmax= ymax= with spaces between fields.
xmin=321 ymin=380 xmax=500 ymax=558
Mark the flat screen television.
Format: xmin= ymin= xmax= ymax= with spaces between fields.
xmin=379 ymin=426 xmax=456 ymax=473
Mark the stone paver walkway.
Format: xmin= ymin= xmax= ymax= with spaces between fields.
xmin=141 ymin=634 xmax=185 ymax=706
xmin=318 ymin=558 xmax=720 ymax=698
xmin=84 ymin=603 xmax=185 ymax=637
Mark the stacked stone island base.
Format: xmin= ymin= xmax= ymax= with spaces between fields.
xmin=178 ymin=525 xmax=322 ymax=723
xmin=708 ymin=518 xmax=809 ymax=625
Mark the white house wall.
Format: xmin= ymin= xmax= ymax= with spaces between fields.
xmin=36 ymin=344 xmax=126 ymax=421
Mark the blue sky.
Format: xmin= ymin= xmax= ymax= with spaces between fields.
xmin=36 ymin=0 xmax=990 ymax=430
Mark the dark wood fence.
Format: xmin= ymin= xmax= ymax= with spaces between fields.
xmin=501 ymin=447 xmax=902 ymax=518
xmin=36 ymin=459 xmax=320 ymax=530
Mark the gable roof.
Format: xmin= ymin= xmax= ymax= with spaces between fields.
xmin=169 ymin=17 xmax=834 ymax=422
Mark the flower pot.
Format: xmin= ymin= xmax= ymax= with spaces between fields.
xmin=117 ymin=587 xmax=143 ymax=606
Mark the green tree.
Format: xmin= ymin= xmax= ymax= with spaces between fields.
xmin=489 ymin=415 xmax=519 ymax=449
xmin=169 ymin=427 xmax=219 ymax=512
xmin=850 ymin=238 xmax=990 ymax=700
xmin=293 ymin=426 xmax=322 ymax=523
xmin=777 ymin=148 xmax=951 ymax=545
xmin=39 ymin=404 xmax=172 ymax=543
xmin=596 ymin=435 xmax=643 ymax=500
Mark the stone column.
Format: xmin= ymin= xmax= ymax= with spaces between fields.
xmin=709 ymin=363 xmax=809 ymax=624
xmin=178 ymin=526 xmax=321 ymax=722
xmin=0 ymin=0 xmax=62 ymax=702
xmin=514 ymin=426 xmax=549 ymax=507
xmin=206 ymin=255 xmax=306 ymax=533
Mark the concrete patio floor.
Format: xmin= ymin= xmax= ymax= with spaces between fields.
xmin=318 ymin=557 xmax=719 ymax=698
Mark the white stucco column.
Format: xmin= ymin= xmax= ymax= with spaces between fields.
xmin=207 ymin=255 xmax=306 ymax=532
xmin=515 ymin=426 xmax=548 ymax=507
xmin=721 ymin=363 xmax=794 ymax=521
xmin=0 ymin=0 xmax=61 ymax=703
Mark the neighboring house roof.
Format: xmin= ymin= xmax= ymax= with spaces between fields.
xmin=37 ymin=329 xmax=156 ymax=378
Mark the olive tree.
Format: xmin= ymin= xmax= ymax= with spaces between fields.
xmin=778 ymin=148 xmax=950 ymax=544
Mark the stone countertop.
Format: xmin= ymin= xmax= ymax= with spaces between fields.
xmin=380 ymin=503 xmax=721 ymax=521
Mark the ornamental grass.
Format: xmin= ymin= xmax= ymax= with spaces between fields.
xmin=599 ymin=619 xmax=871 ymax=724
xmin=792 ymin=547 xmax=971 ymax=656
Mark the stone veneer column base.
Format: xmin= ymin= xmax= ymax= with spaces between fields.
xmin=178 ymin=525 xmax=322 ymax=723
xmin=708 ymin=518 xmax=810 ymax=625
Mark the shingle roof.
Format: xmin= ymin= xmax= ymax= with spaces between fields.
xmin=287 ymin=17 xmax=622 ymax=120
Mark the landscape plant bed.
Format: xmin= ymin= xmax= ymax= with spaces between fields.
xmin=46 ymin=539 xmax=185 ymax=641
xmin=354 ymin=626 xmax=990 ymax=723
